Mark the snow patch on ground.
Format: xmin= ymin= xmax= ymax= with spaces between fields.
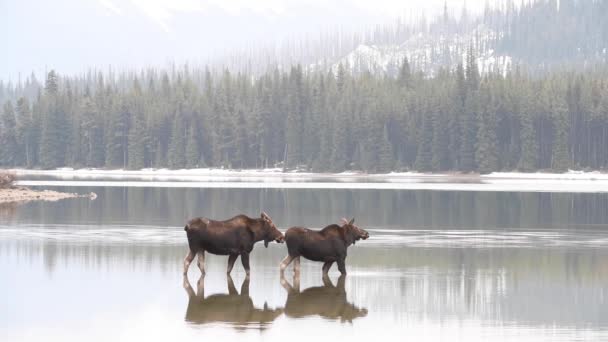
xmin=485 ymin=170 xmax=608 ymax=180
xmin=11 ymin=168 xmax=608 ymax=193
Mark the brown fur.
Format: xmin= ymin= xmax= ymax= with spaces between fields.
xmin=183 ymin=213 xmax=284 ymax=275
xmin=280 ymin=218 xmax=369 ymax=275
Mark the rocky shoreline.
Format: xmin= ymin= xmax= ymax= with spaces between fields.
xmin=0 ymin=187 xmax=94 ymax=204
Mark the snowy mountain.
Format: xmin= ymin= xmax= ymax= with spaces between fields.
xmin=316 ymin=24 xmax=513 ymax=77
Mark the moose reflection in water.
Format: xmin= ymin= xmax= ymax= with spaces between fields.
xmin=183 ymin=275 xmax=283 ymax=329
xmin=280 ymin=273 xmax=368 ymax=323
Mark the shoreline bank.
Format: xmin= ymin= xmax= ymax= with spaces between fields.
xmin=0 ymin=187 xmax=94 ymax=204
xmin=8 ymin=168 xmax=608 ymax=193
xmin=9 ymin=168 xmax=608 ymax=181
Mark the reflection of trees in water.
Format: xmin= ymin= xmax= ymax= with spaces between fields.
xmin=14 ymin=188 xmax=608 ymax=230
xmin=281 ymin=274 xmax=368 ymax=323
xmin=0 ymin=202 xmax=17 ymax=219
xmin=14 ymin=242 xmax=187 ymax=275
xmin=4 ymin=233 xmax=608 ymax=328
xmin=350 ymin=246 xmax=608 ymax=327
xmin=183 ymin=274 xmax=282 ymax=330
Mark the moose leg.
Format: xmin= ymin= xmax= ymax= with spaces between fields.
xmin=337 ymin=257 xmax=347 ymax=275
xmin=196 ymin=274 xmax=205 ymax=298
xmin=227 ymin=254 xmax=238 ymax=274
xmin=182 ymin=274 xmax=195 ymax=298
xmin=183 ymin=250 xmax=195 ymax=275
xmin=196 ymin=250 xmax=206 ymax=275
xmin=227 ymin=274 xmax=238 ymax=295
xmin=293 ymin=256 xmax=301 ymax=274
xmin=293 ymin=271 xmax=301 ymax=292
xmin=240 ymin=276 xmax=250 ymax=296
xmin=241 ymin=253 xmax=251 ymax=276
xmin=280 ymin=272 xmax=294 ymax=293
xmin=322 ymin=261 xmax=334 ymax=275
xmin=321 ymin=273 xmax=333 ymax=287
xmin=279 ymin=255 xmax=294 ymax=274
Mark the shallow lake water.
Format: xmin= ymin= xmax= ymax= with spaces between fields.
xmin=2 ymin=181 xmax=608 ymax=341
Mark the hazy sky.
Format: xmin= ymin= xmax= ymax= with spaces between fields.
xmin=1 ymin=0 xmax=490 ymax=81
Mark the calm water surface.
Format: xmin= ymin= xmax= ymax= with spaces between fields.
xmin=2 ymin=182 xmax=608 ymax=341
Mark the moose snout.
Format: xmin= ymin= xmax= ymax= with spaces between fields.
xmin=362 ymin=232 xmax=370 ymax=240
xmin=276 ymin=235 xmax=285 ymax=243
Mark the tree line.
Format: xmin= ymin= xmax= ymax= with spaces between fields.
xmin=1 ymin=53 xmax=608 ymax=173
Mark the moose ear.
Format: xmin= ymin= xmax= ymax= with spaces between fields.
xmin=349 ymin=218 xmax=355 ymax=225
xmin=261 ymin=212 xmax=271 ymax=222
xmin=340 ymin=217 xmax=349 ymax=226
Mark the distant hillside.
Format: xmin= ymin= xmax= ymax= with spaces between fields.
xmin=310 ymin=0 xmax=607 ymax=76
xmin=2 ymin=0 xmax=607 ymax=107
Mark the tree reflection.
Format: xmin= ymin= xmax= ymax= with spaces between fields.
xmin=0 ymin=202 xmax=17 ymax=219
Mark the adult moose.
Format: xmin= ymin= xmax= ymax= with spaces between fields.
xmin=183 ymin=212 xmax=284 ymax=276
xmin=280 ymin=218 xmax=369 ymax=275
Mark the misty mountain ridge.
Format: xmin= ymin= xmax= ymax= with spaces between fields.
xmin=1 ymin=0 xmax=607 ymax=104
xmin=318 ymin=23 xmax=513 ymax=77
xmin=309 ymin=0 xmax=607 ymax=77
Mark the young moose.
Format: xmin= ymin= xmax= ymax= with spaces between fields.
xmin=183 ymin=212 xmax=284 ymax=276
xmin=280 ymin=218 xmax=369 ymax=275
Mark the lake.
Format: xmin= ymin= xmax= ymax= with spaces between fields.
xmin=2 ymin=178 xmax=608 ymax=341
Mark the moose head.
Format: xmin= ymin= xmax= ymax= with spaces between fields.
xmin=261 ymin=212 xmax=285 ymax=247
xmin=340 ymin=217 xmax=369 ymax=244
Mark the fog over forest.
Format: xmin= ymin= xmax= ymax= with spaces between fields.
xmin=1 ymin=0 xmax=608 ymax=173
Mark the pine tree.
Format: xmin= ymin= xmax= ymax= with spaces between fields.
xmin=398 ymin=57 xmax=411 ymax=88
xmin=186 ymin=125 xmax=202 ymax=168
xmin=331 ymin=108 xmax=349 ymax=171
xmin=460 ymin=91 xmax=478 ymax=172
xmin=168 ymin=117 xmax=186 ymax=169
xmin=475 ymin=86 xmax=499 ymax=174
xmin=466 ymin=45 xmax=480 ymax=92
xmin=415 ymin=112 xmax=433 ymax=172
xmin=377 ymin=124 xmax=394 ymax=172
xmin=431 ymin=97 xmax=449 ymax=171
xmin=105 ymin=99 xmax=130 ymax=168
xmin=518 ymin=99 xmax=538 ymax=171
xmin=551 ymin=91 xmax=570 ymax=171
xmin=15 ymin=97 xmax=34 ymax=167
xmin=234 ymin=108 xmax=249 ymax=168
xmin=128 ymin=110 xmax=147 ymax=170
xmin=81 ymin=95 xmax=105 ymax=167
xmin=285 ymin=66 xmax=304 ymax=169
xmin=39 ymin=70 xmax=68 ymax=169
xmin=0 ymin=102 xmax=18 ymax=166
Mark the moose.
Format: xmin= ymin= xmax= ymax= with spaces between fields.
xmin=183 ymin=274 xmax=283 ymax=329
xmin=279 ymin=218 xmax=369 ymax=275
xmin=280 ymin=273 xmax=368 ymax=322
xmin=183 ymin=212 xmax=284 ymax=276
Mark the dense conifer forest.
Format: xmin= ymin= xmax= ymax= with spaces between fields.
xmin=1 ymin=55 xmax=608 ymax=173
xmin=1 ymin=0 xmax=608 ymax=173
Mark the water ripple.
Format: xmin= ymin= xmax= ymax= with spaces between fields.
xmin=1 ymin=225 xmax=607 ymax=249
